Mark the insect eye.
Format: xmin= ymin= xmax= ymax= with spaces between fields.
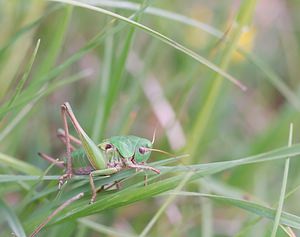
xmin=139 ymin=147 xmax=148 ymax=154
xmin=105 ymin=144 xmax=113 ymax=150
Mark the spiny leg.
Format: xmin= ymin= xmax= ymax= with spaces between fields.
xmin=126 ymin=163 xmax=160 ymax=174
xmin=57 ymin=128 xmax=82 ymax=146
xmin=57 ymin=133 xmax=76 ymax=152
xmin=130 ymin=159 xmax=148 ymax=185
xmin=30 ymin=192 xmax=84 ymax=237
xmin=59 ymin=104 xmax=74 ymax=188
xmin=89 ymin=167 xmax=123 ymax=203
xmin=38 ymin=152 xmax=65 ymax=169
xmin=115 ymin=180 xmax=121 ymax=190
xmin=89 ymin=173 xmax=97 ymax=204
xmin=96 ymin=180 xmax=123 ymax=194
xmin=61 ymin=102 xmax=107 ymax=171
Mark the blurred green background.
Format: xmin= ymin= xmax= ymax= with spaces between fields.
xmin=1 ymin=0 xmax=300 ymax=236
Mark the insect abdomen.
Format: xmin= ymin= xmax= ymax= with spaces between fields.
xmin=68 ymin=149 xmax=95 ymax=175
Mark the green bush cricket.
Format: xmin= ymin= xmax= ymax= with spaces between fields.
xmin=31 ymin=102 xmax=168 ymax=236
xmin=39 ymin=102 xmax=161 ymax=203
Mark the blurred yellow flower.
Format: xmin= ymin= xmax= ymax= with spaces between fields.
xmin=233 ymin=26 xmax=256 ymax=62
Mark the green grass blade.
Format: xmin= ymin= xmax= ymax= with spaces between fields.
xmin=0 ymin=153 xmax=42 ymax=175
xmin=0 ymin=103 xmax=35 ymax=142
xmin=90 ymin=0 xmax=300 ymax=111
xmin=26 ymin=143 xmax=300 ymax=224
xmin=0 ymin=18 xmax=124 ymax=119
xmin=244 ymin=51 xmax=300 ymax=110
xmin=6 ymin=39 xmax=40 ymax=109
xmin=139 ymin=172 xmax=193 ymax=237
xmin=0 ymin=4 xmax=61 ymax=59
xmin=91 ymin=31 xmax=113 ymax=141
xmin=81 ymin=0 xmax=222 ymax=37
xmin=201 ymin=185 xmax=213 ymax=237
xmin=161 ymin=143 xmax=300 ymax=174
xmin=0 ymin=33 xmax=106 ymax=119
xmin=187 ymin=0 xmax=257 ymax=161
xmin=168 ymin=192 xmax=300 ymax=229
xmin=37 ymin=69 xmax=92 ymax=98
xmin=33 ymin=5 xmax=73 ymax=80
xmin=1 ymin=143 xmax=300 ymax=184
xmin=271 ymin=123 xmax=293 ymax=236
xmin=79 ymin=218 xmax=138 ymax=237
xmin=29 ymin=192 xmax=84 ymax=237
xmin=99 ymin=0 xmax=150 ymax=138
xmin=0 ymin=70 xmax=90 ymax=142
xmin=0 ymin=143 xmax=298 ymax=184
xmin=49 ymin=0 xmax=246 ymax=90
xmin=0 ymin=198 xmax=26 ymax=237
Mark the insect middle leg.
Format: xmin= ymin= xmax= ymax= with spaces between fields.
xmin=88 ymin=167 xmax=123 ymax=203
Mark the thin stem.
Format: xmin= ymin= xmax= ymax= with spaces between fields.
xmin=30 ymin=192 xmax=84 ymax=237
xmin=271 ymin=123 xmax=293 ymax=237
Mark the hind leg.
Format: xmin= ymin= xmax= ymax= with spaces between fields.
xmin=58 ymin=104 xmax=75 ymax=188
xmin=57 ymin=128 xmax=82 ymax=147
xmin=38 ymin=152 xmax=65 ymax=168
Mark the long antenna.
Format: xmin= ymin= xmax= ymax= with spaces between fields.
xmin=151 ymin=128 xmax=157 ymax=144
xmin=147 ymin=148 xmax=174 ymax=156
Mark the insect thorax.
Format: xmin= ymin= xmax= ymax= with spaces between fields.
xmin=100 ymin=135 xmax=153 ymax=163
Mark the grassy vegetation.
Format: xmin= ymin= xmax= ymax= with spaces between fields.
xmin=1 ymin=0 xmax=300 ymax=236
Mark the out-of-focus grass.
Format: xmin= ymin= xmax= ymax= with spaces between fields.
xmin=1 ymin=0 xmax=300 ymax=236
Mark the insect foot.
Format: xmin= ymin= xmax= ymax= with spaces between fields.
xmin=58 ymin=173 xmax=73 ymax=189
xmin=89 ymin=198 xmax=95 ymax=205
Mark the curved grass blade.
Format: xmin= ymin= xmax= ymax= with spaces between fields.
xmin=2 ymin=143 xmax=300 ymax=185
xmin=168 ymin=192 xmax=300 ymax=229
xmin=80 ymin=0 xmax=222 ymax=37
xmin=32 ymin=143 xmax=300 ymax=224
xmin=271 ymin=123 xmax=293 ymax=236
xmin=92 ymin=0 xmax=300 ymax=111
xmin=98 ymin=0 xmax=150 ymax=139
xmin=0 ymin=69 xmax=91 ymax=142
xmin=79 ymin=218 xmax=138 ymax=237
xmin=30 ymin=192 xmax=84 ymax=237
xmin=2 ymin=143 xmax=300 ymax=184
xmin=6 ymin=39 xmax=40 ymax=110
xmin=139 ymin=172 xmax=193 ymax=237
xmin=0 ymin=198 xmax=26 ymax=237
xmin=243 ymin=51 xmax=300 ymax=110
xmin=0 ymin=16 xmax=125 ymax=119
xmin=33 ymin=6 xmax=73 ymax=81
xmin=0 ymin=4 xmax=61 ymax=58
xmin=49 ymin=0 xmax=246 ymax=91
xmin=0 ymin=153 xmax=42 ymax=175
xmin=0 ymin=175 xmax=59 ymax=183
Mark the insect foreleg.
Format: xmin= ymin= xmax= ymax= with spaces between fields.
xmin=126 ymin=163 xmax=160 ymax=174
